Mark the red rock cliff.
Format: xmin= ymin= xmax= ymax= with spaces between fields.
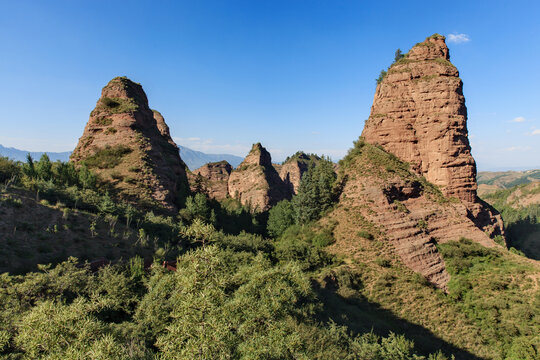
xmin=362 ymin=35 xmax=504 ymax=237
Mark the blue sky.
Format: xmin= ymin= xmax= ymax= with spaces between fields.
xmin=0 ymin=0 xmax=539 ymax=170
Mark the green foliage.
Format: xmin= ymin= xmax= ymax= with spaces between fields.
xmin=267 ymin=199 xmax=295 ymax=237
xmin=292 ymin=157 xmax=337 ymax=224
xmin=0 ymin=156 xmax=20 ymax=183
xmin=100 ymin=96 xmax=139 ymax=114
xmin=438 ymin=238 xmax=539 ymax=358
xmin=0 ymin=248 xmax=435 ymax=359
xmin=482 ymin=184 xmax=540 ymax=259
xmin=394 ymin=48 xmax=404 ymax=62
xmin=376 ymin=69 xmax=387 ymax=84
xmin=274 ymin=224 xmax=335 ymax=271
xmin=83 ymin=145 xmax=132 ymax=169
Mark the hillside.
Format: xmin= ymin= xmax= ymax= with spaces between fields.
xmin=478 ymin=169 xmax=540 ymax=196
xmin=481 ymin=182 xmax=540 ymax=259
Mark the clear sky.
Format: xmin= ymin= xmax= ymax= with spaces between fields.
xmin=0 ymin=0 xmax=539 ymax=170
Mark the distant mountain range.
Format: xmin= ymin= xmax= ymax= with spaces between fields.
xmin=0 ymin=144 xmax=71 ymax=163
xmin=0 ymin=144 xmax=243 ymax=171
xmin=177 ymin=145 xmax=243 ymax=170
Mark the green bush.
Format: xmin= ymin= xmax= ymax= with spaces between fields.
xmin=83 ymin=145 xmax=132 ymax=169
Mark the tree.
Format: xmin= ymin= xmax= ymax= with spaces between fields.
xmin=394 ymin=48 xmax=404 ymax=62
xmin=267 ymin=199 xmax=295 ymax=238
xmin=292 ymin=157 xmax=337 ymax=224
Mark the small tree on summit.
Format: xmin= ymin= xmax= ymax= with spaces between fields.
xmin=394 ymin=48 xmax=404 ymax=62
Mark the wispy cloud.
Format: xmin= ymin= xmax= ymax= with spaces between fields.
xmin=503 ymin=146 xmax=531 ymax=152
xmin=511 ymin=116 xmax=526 ymax=123
xmin=531 ymin=129 xmax=540 ymax=136
xmin=447 ymin=33 xmax=471 ymax=44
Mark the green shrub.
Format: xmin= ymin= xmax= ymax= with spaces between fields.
xmin=357 ymin=230 xmax=374 ymax=240
xmin=100 ymin=97 xmax=138 ymax=114
xmin=83 ymin=145 xmax=132 ymax=169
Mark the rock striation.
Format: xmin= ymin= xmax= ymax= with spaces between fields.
xmin=277 ymin=152 xmax=321 ymax=194
xmin=228 ymin=143 xmax=291 ymax=211
xmin=361 ymin=34 xmax=504 ymax=237
xmin=189 ymin=161 xmax=233 ymax=201
xmin=70 ymin=76 xmax=189 ymax=211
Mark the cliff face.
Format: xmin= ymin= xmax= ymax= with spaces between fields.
xmin=228 ymin=143 xmax=291 ymax=211
xmin=190 ymin=161 xmax=233 ymax=201
xmin=70 ymin=77 xmax=188 ymax=211
xmin=361 ymin=35 xmax=503 ymax=237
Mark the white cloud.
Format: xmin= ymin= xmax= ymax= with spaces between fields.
xmin=503 ymin=146 xmax=531 ymax=152
xmin=512 ymin=116 xmax=526 ymax=123
xmin=447 ymin=33 xmax=471 ymax=44
xmin=531 ymin=129 xmax=540 ymax=135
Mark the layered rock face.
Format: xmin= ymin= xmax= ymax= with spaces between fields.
xmin=189 ymin=161 xmax=233 ymax=201
xmin=362 ymin=35 xmax=503 ymax=237
xmin=278 ymin=152 xmax=320 ymax=194
xmin=228 ymin=143 xmax=291 ymax=211
xmin=71 ymin=77 xmax=188 ymax=211
xmin=330 ymin=142 xmax=500 ymax=289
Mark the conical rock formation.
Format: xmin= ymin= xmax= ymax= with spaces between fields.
xmin=71 ymin=77 xmax=188 ymax=211
xmin=361 ymin=34 xmax=504 ymax=237
xmin=228 ymin=143 xmax=291 ymax=211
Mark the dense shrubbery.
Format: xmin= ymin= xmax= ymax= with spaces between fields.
xmin=438 ymin=238 xmax=539 ymax=359
xmin=0 ymin=247 xmax=438 ymax=359
xmin=267 ymin=157 xmax=337 ymax=238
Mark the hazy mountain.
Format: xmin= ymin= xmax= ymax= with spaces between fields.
xmin=0 ymin=143 xmax=243 ymax=172
xmin=0 ymin=144 xmax=71 ymax=162
xmin=178 ymin=145 xmax=243 ymax=170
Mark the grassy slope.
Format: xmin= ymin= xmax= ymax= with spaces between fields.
xmin=317 ymin=141 xmax=540 ymax=359
xmin=0 ymin=188 xmax=155 ymax=274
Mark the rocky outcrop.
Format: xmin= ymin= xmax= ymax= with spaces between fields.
xmin=361 ymin=34 xmax=504 ymax=238
xmin=189 ymin=161 xmax=233 ymax=200
xmin=70 ymin=77 xmax=188 ymax=211
xmin=278 ymin=152 xmax=321 ymax=194
xmin=330 ymin=142 xmax=502 ymax=289
xmin=228 ymin=143 xmax=291 ymax=211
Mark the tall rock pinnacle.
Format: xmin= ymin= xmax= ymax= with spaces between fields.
xmin=70 ymin=77 xmax=189 ymax=211
xmin=362 ymin=34 xmax=476 ymax=203
xmin=361 ymin=34 xmax=504 ymax=237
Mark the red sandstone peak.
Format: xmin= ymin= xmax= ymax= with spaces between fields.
xmin=355 ymin=35 xmax=505 ymax=287
xmin=71 ymin=77 xmax=188 ymax=211
xmin=228 ymin=143 xmax=291 ymax=211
